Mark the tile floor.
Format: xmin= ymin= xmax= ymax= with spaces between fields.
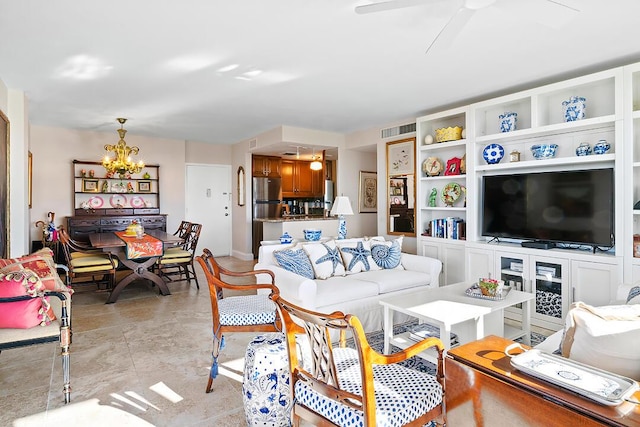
xmin=0 ymin=257 xmax=259 ymax=427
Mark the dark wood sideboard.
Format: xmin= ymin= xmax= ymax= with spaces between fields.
xmin=67 ymin=209 xmax=167 ymax=243
xmin=445 ymin=335 xmax=640 ymax=427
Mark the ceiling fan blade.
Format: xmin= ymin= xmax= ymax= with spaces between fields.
xmin=355 ymin=0 xmax=439 ymax=15
xmin=495 ymin=0 xmax=579 ymax=29
xmin=425 ymin=6 xmax=474 ymax=54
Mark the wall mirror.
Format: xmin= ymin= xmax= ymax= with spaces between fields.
xmin=386 ymin=137 xmax=415 ymax=236
xmin=237 ymin=166 xmax=245 ymax=206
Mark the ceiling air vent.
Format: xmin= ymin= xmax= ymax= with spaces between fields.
xmin=249 ymin=138 xmax=258 ymax=149
xmin=381 ymin=123 xmax=416 ymax=139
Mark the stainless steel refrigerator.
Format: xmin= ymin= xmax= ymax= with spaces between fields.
xmin=252 ymin=177 xmax=282 ymax=257
xmin=253 ymin=177 xmax=282 ymax=218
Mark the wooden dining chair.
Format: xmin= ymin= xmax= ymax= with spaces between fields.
xmin=157 ymin=222 xmax=202 ymax=289
xmin=272 ymin=294 xmax=447 ymax=427
xmin=59 ymin=227 xmax=118 ymax=290
xmin=195 ymin=248 xmax=281 ymax=393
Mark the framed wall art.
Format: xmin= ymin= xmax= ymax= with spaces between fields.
xmin=0 ymin=110 xmax=7 ymax=258
xmin=386 ymin=138 xmax=415 ymax=176
xmin=82 ymin=179 xmax=99 ymax=192
xmin=358 ymin=171 xmax=377 ymax=213
xmin=138 ymin=181 xmax=151 ymax=192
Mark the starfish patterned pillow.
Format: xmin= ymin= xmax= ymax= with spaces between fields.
xmin=336 ymin=240 xmax=381 ymax=274
xmin=303 ymin=240 xmax=346 ymax=280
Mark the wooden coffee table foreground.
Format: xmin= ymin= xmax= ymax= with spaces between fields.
xmin=445 ymin=335 xmax=640 ymax=427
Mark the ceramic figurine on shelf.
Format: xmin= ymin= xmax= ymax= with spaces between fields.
xmin=101 ymin=180 xmax=109 ymax=193
xmin=143 ymin=171 xmax=151 ymax=179
xmin=429 ymin=188 xmax=437 ymax=207
xmin=127 ymin=182 xmax=134 ymax=193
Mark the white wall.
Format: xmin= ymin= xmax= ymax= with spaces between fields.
xmin=29 ymin=125 xmax=186 ymax=241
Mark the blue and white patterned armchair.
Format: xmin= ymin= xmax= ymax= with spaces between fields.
xmin=272 ymin=293 xmax=447 ymax=427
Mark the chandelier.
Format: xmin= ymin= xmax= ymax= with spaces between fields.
xmin=102 ymin=118 xmax=144 ymax=176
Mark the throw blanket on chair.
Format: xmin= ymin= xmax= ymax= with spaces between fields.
xmin=115 ymin=232 xmax=164 ymax=259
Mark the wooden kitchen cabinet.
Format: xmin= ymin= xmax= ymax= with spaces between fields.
xmin=252 ymin=155 xmax=281 ymax=177
xmin=282 ymin=160 xmax=319 ymax=197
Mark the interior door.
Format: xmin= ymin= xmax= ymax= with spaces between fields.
xmin=185 ymin=164 xmax=232 ymax=257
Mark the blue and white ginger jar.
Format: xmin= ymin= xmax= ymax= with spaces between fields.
xmin=575 ymin=142 xmax=591 ymax=156
xmin=562 ymin=96 xmax=586 ymax=122
xmin=593 ymin=140 xmax=610 ymax=155
xmin=499 ymin=111 xmax=517 ymax=133
xmin=483 ymin=143 xmax=505 ymax=165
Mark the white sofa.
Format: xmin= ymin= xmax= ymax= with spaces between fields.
xmin=254 ymin=237 xmax=442 ymax=333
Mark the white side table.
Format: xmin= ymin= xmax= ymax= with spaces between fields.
xmin=242 ymin=333 xmax=292 ymax=427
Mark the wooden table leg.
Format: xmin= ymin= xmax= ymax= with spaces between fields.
xmin=106 ymin=253 xmax=171 ymax=303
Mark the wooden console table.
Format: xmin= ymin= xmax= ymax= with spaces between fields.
xmin=445 ymin=336 xmax=640 ymax=426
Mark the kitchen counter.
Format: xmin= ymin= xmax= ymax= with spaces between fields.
xmin=254 ymin=215 xmax=334 ymax=222
xmin=258 ymin=218 xmax=339 ymax=241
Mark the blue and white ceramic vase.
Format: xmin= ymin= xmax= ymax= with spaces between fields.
xmin=483 ymin=143 xmax=505 ymax=164
xmin=562 ymin=96 xmax=586 ymax=122
xmin=279 ymin=232 xmax=293 ymax=244
xmin=593 ymin=139 xmax=610 ymax=155
xmin=499 ymin=111 xmax=517 ymax=133
xmin=243 ymin=333 xmax=292 ymax=427
xmin=575 ymin=142 xmax=591 ymax=156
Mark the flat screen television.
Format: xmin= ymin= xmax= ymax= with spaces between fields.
xmin=481 ymin=168 xmax=614 ymax=248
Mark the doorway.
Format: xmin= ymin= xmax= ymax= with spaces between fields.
xmin=185 ymin=164 xmax=232 ymax=257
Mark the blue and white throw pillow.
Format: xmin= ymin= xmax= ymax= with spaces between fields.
xmin=273 ymin=248 xmax=315 ymax=279
xmin=337 ymin=240 xmax=381 ymax=274
xmin=303 ymin=240 xmax=346 ymax=280
xmin=627 ymin=285 xmax=640 ymax=305
xmin=371 ymin=239 xmax=403 ymax=270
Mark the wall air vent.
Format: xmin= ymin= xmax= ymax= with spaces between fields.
xmin=249 ymin=138 xmax=258 ymax=149
xmin=381 ymin=123 xmax=416 ymax=139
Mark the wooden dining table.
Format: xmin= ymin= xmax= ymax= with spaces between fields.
xmin=89 ymin=229 xmax=184 ymax=303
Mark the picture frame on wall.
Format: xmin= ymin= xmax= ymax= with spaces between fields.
xmin=359 ymin=171 xmax=377 ymax=213
xmin=138 ymin=181 xmax=151 ymax=192
xmin=0 ymin=110 xmax=8 ymax=258
xmin=82 ymin=179 xmax=99 ymax=192
xmin=386 ymin=138 xmax=415 ymax=176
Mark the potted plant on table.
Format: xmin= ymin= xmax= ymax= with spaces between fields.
xmin=478 ymin=278 xmax=504 ymax=297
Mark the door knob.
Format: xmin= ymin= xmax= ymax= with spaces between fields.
xmin=225 ymin=213 xmax=229 ymax=216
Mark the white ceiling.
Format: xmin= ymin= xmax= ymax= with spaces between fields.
xmin=1 ymin=0 xmax=640 ymax=146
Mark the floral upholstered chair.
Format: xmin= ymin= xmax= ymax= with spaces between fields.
xmin=272 ymin=294 xmax=447 ymax=427
xmin=195 ymin=248 xmax=281 ymax=393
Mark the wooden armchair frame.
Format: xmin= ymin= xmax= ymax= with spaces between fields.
xmin=158 ymin=222 xmax=202 ymax=289
xmin=59 ymin=227 xmax=118 ymax=290
xmin=272 ymin=294 xmax=447 ymax=427
xmin=195 ymin=248 xmax=281 ymax=393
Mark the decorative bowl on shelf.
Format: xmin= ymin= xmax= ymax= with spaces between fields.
xmin=478 ymin=278 xmax=504 ymax=297
xmin=303 ymin=229 xmax=322 ymax=241
xmin=499 ymin=111 xmax=517 ymax=133
xmin=593 ymin=140 xmax=610 ymax=155
xmin=531 ymin=144 xmax=558 ymax=160
xmin=562 ymin=96 xmax=586 ymax=122
xmin=482 ymin=143 xmax=505 ymax=164
xmin=434 ymin=126 xmax=463 ymax=143
xmin=575 ymin=142 xmax=591 ymax=156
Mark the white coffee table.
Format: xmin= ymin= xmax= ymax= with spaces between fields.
xmin=380 ymin=282 xmax=534 ymax=361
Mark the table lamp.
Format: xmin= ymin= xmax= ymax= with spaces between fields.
xmin=330 ymin=196 xmax=354 ymax=239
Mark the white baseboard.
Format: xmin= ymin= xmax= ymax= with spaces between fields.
xmin=232 ymin=249 xmax=254 ymax=261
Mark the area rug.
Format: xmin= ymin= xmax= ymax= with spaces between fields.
xmin=343 ymin=320 xmax=548 ymax=375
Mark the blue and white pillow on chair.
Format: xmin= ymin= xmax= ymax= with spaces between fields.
xmin=303 ymin=240 xmax=346 ymax=279
xmin=336 ymin=240 xmax=380 ymax=274
xmin=273 ymin=247 xmax=315 ymax=279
